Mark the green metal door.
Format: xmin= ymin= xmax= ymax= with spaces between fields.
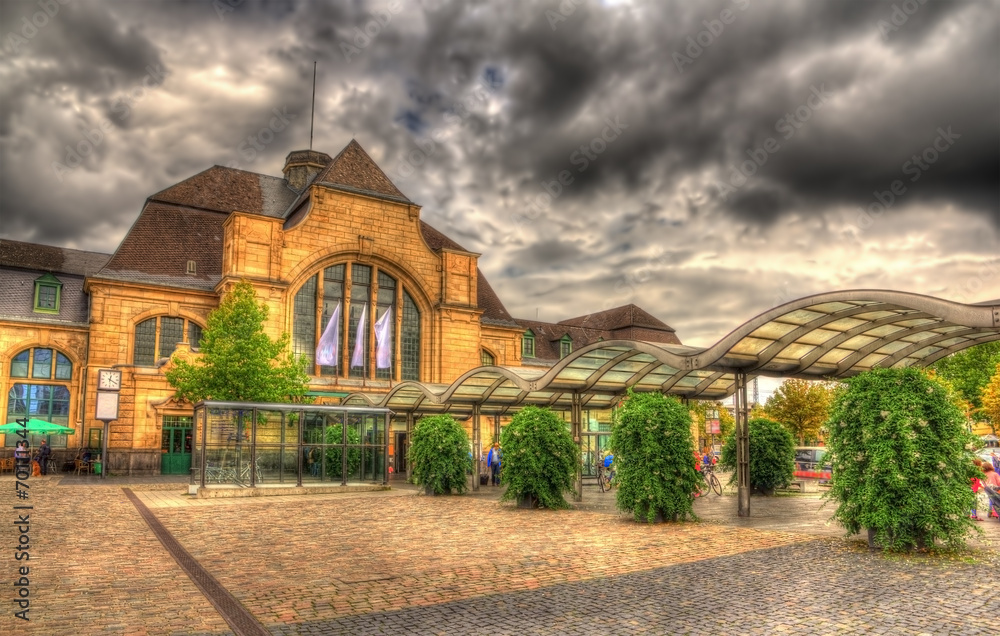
xmin=160 ymin=416 xmax=193 ymax=475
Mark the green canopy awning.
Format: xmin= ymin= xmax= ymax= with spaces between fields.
xmin=0 ymin=419 xmax=76 ymax=434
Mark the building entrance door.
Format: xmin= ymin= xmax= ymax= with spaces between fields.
xmin=161 ymin=416 xmax=193 ymax=475
xmin=394 ymin=431 xmax=407 ymax=476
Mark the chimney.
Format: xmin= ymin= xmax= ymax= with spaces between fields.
xmin=283 ymin=149 xmax=332 ymax=192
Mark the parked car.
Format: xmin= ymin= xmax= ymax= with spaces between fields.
xmin=794 ymin=446 xmax=831 ymax=481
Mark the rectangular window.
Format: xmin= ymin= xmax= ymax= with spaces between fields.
xmin=320 ymin=265 xmax=345 ymax=377
xmin=10 ymin=351 xmax=29 ymax=378
xmin=293 ymin=275 xmax=318 ymax=369
xmin=375 ymin=271 xmax=396 ymax=380
xmin=522 ymin=335 xmax=535 ymax=358
xmin=134 ymin=319 xmax=157 ymax=366
xmin=401 ymin=291 xmax=420 ymax=381
xmin=159 ymin=317 xmax=184 ymax=360
xmin=32 ymin=349 xmax=52 ymax=379
xmin=55 ymin=352 xmax=72 ymax=380
xmin=37 ymin=285 xmax=57 ymax=309
xmin=560 ymin=339 xmax=572 ymax=358
xmin=349 ymin=264 xmax=371 ymax=378
xmin=187 ymin=323 xmax=203 ymax=350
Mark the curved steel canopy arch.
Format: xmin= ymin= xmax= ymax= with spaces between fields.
xmin=344 ymin=290 xmax=998 ymax=416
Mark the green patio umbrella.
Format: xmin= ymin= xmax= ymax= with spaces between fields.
xmin=0 ymin=419 xmax=76 ymax=434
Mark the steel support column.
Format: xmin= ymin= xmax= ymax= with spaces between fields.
xmin=572 ymin=392 xmax=582 ymax=502
xmin=735 ymin=371 xmax=751 ymax=517
xmin=472 ymin=403 xmax=481 ymax=492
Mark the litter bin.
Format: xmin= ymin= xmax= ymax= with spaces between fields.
xmin=93 ymin=460 xmax=102 ymax=475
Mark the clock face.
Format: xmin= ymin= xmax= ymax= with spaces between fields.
xmin=98 ymin=370 xmax=121 ymax=390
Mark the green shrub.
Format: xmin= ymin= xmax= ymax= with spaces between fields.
xmin=409 ymin=415 xmax=471 ymax=495
xmin=499 ymin=406 xmax=577 ymax=509
xmin=720 ymin=417 xmax=795 ymax=494
xmin=611 ymin=390 xmax=700 ymax=522
xmin=825 ymin=367 xmax=979 ymax=551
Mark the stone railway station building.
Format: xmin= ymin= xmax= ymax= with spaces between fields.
xmin=0 ymin=140 xmax=681 ymax=475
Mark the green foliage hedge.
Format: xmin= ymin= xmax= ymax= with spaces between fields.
xmin=409 ymin=415 xmax=471 ymax=495
xmin=720 ymin=417 xmax=795 ymax=494
xmin=611 ymin=390 xmax=700 ymax=522
xmin=324 ymin=424 xmax=361 ymax=479
xmin=499 ymin=406 xmax=577 ymax=509
xmin=826 ymin=368 xmax=979 ymax=551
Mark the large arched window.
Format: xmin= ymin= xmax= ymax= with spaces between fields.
xmin=6 ymin=347 xmax=72 ymax=448
xmin=293 ymin=262 xmax=421 ymax=381
xmin=133 ymin=317 xmax=203 ymax=366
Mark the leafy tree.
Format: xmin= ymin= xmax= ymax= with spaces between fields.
xmin=409 ymin=415 xmax=471 ymax=495
xmin=720 ymin=417 xmax=795 ymax=494
xmin=612 ymin=390 xmax=700 ymax=522
xmin=764 ymin=379 xmax=835 ymax=445
xmin=166 ymin=280 xmax=310 ymax=403
xmin=499 ymin=406 xmax=578 ymax=509
xmin=931 ymin=342 xmax=1000 ymax=418
xmin=825 ymin=367 xmax=979 ymax=552
xmin=980 ymin=362 xmax=1000 ymax=437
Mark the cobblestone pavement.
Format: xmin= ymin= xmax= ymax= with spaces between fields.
xmin=3 ymin=475 xmax=999 ymax=635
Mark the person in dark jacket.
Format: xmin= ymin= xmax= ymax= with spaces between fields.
xmin=487 ymin=443 xmax=502 ymax=486
xmin=37 ymin=440 xmax=52 ymax=475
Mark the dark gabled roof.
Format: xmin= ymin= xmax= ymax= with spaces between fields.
xmin=515 ymin=304 xmax=682 ymax=361
xmin=150 ymin=167 xmax=297 ymax=218
xmin=558 ymin=304 xmax=676 ymax=333
xmin=0 ymin=239 xmax=110 ymax=275
xmin=311 ymin=140 xmax=410 ymax=203
xmin=96 ymin=203 xmax=225 ymax=291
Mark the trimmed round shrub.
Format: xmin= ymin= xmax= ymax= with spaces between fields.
xmin=826 ymin=367 xmax=979 ymax=551
xmin=611 ymin=390 xmax=700 ymax=522
xmin=409 ymin=415 xmax=472 ymax=495
xmin=720 ymin=417 xmax=795 ymax=494
xmin=499 ymin=406 xmax=577 ymax=509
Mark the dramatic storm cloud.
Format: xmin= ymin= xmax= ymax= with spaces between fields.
xmin=0 ymin=0 xmax=997 ymax=346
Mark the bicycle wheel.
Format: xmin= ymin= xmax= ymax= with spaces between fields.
xmin=695 ymin=476 xmax=709 ymax=498
xmin=709 ymin=472 xmax=722 ymax=496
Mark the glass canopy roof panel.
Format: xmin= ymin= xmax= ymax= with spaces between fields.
xmin=817 ymin=348 xmax=854 ymax=365
xmin=838 ymin=335 xmax=879 ymax=351
xmin=874 ymin=341 xmax=912 ymax=354
xmin=795 ymin=329 xmax=840 ymax=346
xmin=855 ymin=353 xmax=889 ymax=369
xmin=852 ymin=310 xmax=903 ymax=321
xmin=863 ymin=324 xmax=906 ymax=338
xmin=773 ymin=309 xmax=826 ymax=325
xmin=897 ymin=330 xmax=940 ymax=344
xmin=822 ymin=317 xmax=869 ymax=332
xmin=610 ymin=358 xmax=661 ymax=373
xmin=773 ymin=343 xmax=818 ymax=361
xmin=749 ymin=322 xmax=800 ymax=340
xmin=894 ymin=318 xmax=939 ymax=328
xmin=729 ymin=337 xmax=775 ymax=356
xmin=552 ymin=367 xmax=599 ymax=383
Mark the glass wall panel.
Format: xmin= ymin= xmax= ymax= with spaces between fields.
xmin=32 ymin=348 xmax=52 ymax=379
xmin=159 ymin=317 xmax=184 ymax=359
xmin=402 ymin=290 xmax=420 ymax=380
xmin=320 ymin=265 xmax=345 ymax=376
xmin=55 ymin=352 xmax=72 ymax=379
xmin=10 ymin=351 xmax=29 ymax=377
xmin=134 ymin=318 xmax=157 ymax=366
xmin=188 ymin=323 xmax=203 ymax=350
xmin=375 ymin=271 xmax=396 ymax=379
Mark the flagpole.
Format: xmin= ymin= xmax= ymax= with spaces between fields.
xmin=309 ymin=60 xmax=317 ymax=150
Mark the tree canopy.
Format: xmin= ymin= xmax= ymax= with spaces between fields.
xmin=930 ymin=341 xmax=1000 ymax=418
xmin=980 ymin=362 xmax=1000 ymax=436
xmin=166 ymin=280 xmax=310 ymax=403
xmin=763 ymin=378 xmax=835 ymax=445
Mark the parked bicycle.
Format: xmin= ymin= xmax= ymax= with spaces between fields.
xmin=597 ymin=453 xmax=615 ymax=492
xmin=697 ymin=462 xmax=722 ymax=497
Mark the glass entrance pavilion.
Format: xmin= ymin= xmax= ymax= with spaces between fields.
xmin=191 ymin=401 xmax=393 ymax=489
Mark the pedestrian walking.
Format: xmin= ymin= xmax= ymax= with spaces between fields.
xmin=488 ymin=443 xmax=502 ymax=486
xmin=37 ymin=439 xmax=52 ymax=475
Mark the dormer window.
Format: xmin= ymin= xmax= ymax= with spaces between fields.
xmin=33 ymin=273 xmax=62 ymax=314
xmin=522 ymin=330 xmax=535 ymax=358
xmin=186 ymin=260 xmax=197 ymax=275
xmin=559 ymin=334 xmax=572 ymax=359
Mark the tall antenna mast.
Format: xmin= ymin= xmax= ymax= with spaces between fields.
xmin=309 ymin=60 xmax=317 ymax=150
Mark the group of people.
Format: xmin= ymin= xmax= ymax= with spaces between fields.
xmin=13 ymin=439 xmax=53 ymax=475
xmin=972 ymin=451 xmax=1000 ymax=521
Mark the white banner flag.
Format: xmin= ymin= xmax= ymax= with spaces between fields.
xmin=351 ymin=303 xmax=367 ymax=368
xmin=316 ymin=302 xmax=341 ymax=366
xmin=374 ymin=305 xmax=393 ymax=369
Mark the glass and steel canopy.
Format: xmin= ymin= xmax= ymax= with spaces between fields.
xmin=343 ymin=290 xmax=1000 ymax=416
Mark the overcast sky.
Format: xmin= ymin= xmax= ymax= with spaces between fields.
xmin=1 ymin=0 xmax=997 ymax=347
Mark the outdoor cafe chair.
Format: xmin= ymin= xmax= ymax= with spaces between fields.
xmin=0 ymin=457 xmax=13 ymax=474
xmin=74 ymin=459 xmax=92 ymax=475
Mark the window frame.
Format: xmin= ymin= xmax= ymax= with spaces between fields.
xmin=481 ymin=349 xmax=496 ymax=366
xmin=33 ymin=273 xmax=62 ymax=314
xmin=522 ymin=331 xmax=535 ymax=358
xmin=133 ymin=317 xmax=205 ymax=366
xmin=559 ymin=335 xmax=572 ymax=359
